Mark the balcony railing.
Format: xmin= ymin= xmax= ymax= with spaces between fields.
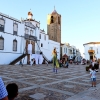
xmin=24 ymin=34 xmax=37 ymax=41
xmin=24 ymin=34 xmax=29 ymax=39
xmin=88 ymin=50 xmax=95 ymax=53
xmin=26 ymin=50 xmax=41 ymax=54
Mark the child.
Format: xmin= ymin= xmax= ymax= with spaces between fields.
xmin=6 ymin=83 xmax=18 ymax=100
xmin=90 ymin=67 xmax=96 ymax=87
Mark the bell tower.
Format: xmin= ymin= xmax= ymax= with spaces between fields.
xmin=47 ymin=6 xmax=61 ymax=43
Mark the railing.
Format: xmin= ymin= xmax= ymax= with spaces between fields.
xmin=24 ymin=34 xmax=29 ymax=39
xmin=24 ymin=34 xmax=37 ymax=41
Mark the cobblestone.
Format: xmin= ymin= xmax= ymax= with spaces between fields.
xmin=0 ymin=64 xmax=100 ymax=100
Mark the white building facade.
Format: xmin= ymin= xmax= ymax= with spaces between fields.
xmin=61 ymin=43 xmax=81 ymax=61
xmin=83 ymin=42 xmax=100 ymax=60
xmin=0 ymin=11 xmax=60 ymax=65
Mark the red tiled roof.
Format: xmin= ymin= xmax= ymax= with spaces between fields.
xmin=62 ymin=54 xmax=68 ymax=58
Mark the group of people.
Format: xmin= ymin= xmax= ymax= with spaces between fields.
xmin=0 ymin=78 xmax=18 ymax=100
xmin=59 ymin=59 xmax=69 ymax=68
xmin=52 ymin=48 xmax=69 ymax=74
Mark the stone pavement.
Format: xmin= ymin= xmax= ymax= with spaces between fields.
xmin=0 ymin=64 xmax=100 ymax=100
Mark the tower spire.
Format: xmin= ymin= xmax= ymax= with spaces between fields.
xmin=54 ymin=6 xmax=55 ymax=10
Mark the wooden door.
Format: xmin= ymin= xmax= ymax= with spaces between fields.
xmin=26 ymin=40 xmax=35 ymax=64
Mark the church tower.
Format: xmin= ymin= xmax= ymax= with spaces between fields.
xmin=47 ymin=7 xmax=61 ymax=43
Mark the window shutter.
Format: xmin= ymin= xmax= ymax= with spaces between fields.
xmin=13 ymin=40 xmax=17 ymax=51
xmin=0 ymin=39 xmax=4 ymax=50
xmin=14 ymin=24 xmax=18 ymax=31
xmin=0 ymin=19 xmax=4 ymax=25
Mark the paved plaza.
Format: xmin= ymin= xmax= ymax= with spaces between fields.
xmin=0 ymin=64 xmax=100 ymax=100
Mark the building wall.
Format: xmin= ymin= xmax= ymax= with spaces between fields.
xmin=0 ymin=11 xmax=61 ymax=64
xmin=47 ymin=13 xmax=61 ymax=43
xmin=61 ymin=44 xmax=81 ymax=60
xmin=39 ymin=31 xmax=60 ymax=61
xmin=61 ymin=45 xmax=68 ymax=56
xmin=0 ymin=15 xmax=26 ymax=64
xmin=49 ymin=40 xmax=60 ymax=60
xmin=84 ymin=44 xmax=100 ymax=60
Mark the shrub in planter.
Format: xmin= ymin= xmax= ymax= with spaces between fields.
xmin=86 ymin=66 xmax=89 ymax=71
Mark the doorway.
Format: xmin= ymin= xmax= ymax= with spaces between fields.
xmin=90 ymin=56 xmax=93 ymax=60
xmin=26 ymin=40 xmax=35 ymax=64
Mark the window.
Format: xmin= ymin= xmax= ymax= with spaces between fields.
xmin=39 ymin=34 xmax=41 ymax=39
xmin=97 ymin=48 xmax=98 ymax=54
xmin=66 ymin=48 xmax=67 ymax=53
xmin=13 ymin=39 xmax=17 ymax=51
xmin=0 ymin=36 xmax=4 ymax=50
xmin=58 ymin=17 xmax=60 ymax=24
xmin=51 ymin=16 xmax=54 ymax=23
xmin=41 ymin=43 xmax=43 ymax=47
xmin=13 ymin=23 xmax=18 ymax=35
xmin=64 ymin=48 xmax=65 ymax=52
xmin=89 ymin=47 xmax=93 ymax=50
xmin=0 ymin=19 xmax=5 ymax=32
xmin=25 ymin=28 xmax=29 ymax=34
xmin=44 ymin=35 xmax=46 ymax=40
xmin=30 ymin=30 xmax=33 ymax=35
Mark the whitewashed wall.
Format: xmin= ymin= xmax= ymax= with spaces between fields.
xmin=16 ymin=56 xmax=27 ymax=65
xmin=61 ymin=45 xmax=68 ymax=56
xmin=84 ymin=44 xmax=100 ymax=60
xmin=49 ymin=40 xmax=60 ymax=60
xmin=0 ymin=12 xmax=60 ymax=65
xmin=0 ymin=15 xmax=26 ymax=64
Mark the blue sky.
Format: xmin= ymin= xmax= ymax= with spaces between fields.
xmin=0 ymin=0 xmax=100 ymax=55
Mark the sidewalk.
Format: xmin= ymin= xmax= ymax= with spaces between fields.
xmin=67 ymin=84 xmax=100 ymax=100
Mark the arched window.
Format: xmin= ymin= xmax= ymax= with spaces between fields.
xmin=13 ymin=23 xmax=18 ymax=35
xmin=13 ymin=39 xmax=17 ymax=51
xmin=0 ymin=18 xmax=5 ymax=32
xmin=0 ymin=36 xmax=4 ymax=50
xmin=51 ymin=16 xmax=54 ymax=23
xmin=58 ymin=17 xmax=60 ymax=24
xmin=30 ymin=30 xmax=33 ymax=35
xmin=25 ymin=28 xmax=29 ymax=34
